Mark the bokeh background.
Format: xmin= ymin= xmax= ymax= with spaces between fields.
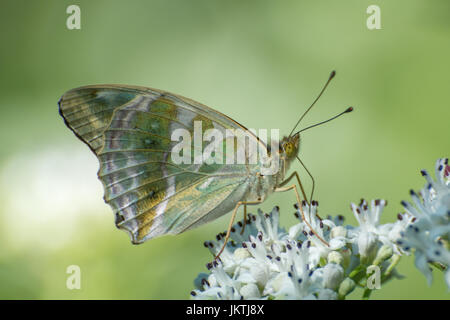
xmin=0 ymin=0 xmax=448 ymax=299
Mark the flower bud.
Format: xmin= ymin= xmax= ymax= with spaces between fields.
xmin=233 ymin=247 xmax=251 ymax=260
xmin=331 ymin=226 xmax=347 ymax=239
xmin=327 ymin=251 xmax=344 ymax=265
xmin=341 ymin=248 xmax=352 ymax=269
xmin=322 ymin=263 xmax=344 ymax=290
xmin=373 ymin=244 xmax=393 ymax=266
xmin=338 ymin=277 xmax=356 ymax=298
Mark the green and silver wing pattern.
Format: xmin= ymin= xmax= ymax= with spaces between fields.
xmin=59 ymin=85 xmax=260 ymax=243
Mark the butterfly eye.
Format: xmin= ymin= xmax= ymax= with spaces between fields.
xmin=284 ymin=142 xmax=293 ymax=155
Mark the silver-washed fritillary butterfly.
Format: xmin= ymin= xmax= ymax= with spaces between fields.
xmin=58 ymin=71 xmax=352 ymax=258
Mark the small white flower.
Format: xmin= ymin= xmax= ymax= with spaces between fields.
xmin=397 ymin=158 xmax=450 ymax=288
xmin=348 ymin=199 xmax=407 ymax=261
xmin=357 ymin=231 xmax=378 ymax=263
xmin=388 ymin=212 xmax=415 ymax=255
xmin=239 ymin=257 xmax=271 ymax=288
xmin=294 ymin=201 xmax=349 ymax=265
xmin=191 ymin=262 xmax=242 ymax=300
xmin=263 ymin=242 xmax=329 ymax=300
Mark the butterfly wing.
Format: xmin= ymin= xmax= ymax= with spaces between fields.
xmin=59 ymin=85 xmax=264 ymax=243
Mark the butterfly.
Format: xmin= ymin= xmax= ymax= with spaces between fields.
xmin=58 ymin=71 xmax=352 ymax=258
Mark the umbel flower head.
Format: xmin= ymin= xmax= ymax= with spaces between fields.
xmin=191 ymin=199 xmax=404 ymax=300
xmin=190 ymin=158 xmax=449 ymax=299
xmin=397 ymin=158 xmax=450 ymax=288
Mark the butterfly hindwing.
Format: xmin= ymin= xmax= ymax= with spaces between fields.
xmin=59 ymin=85 xmax=261 ymax=243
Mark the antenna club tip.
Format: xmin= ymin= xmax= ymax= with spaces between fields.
xmin=329 ymin=70 xmax=336 ymax=79
xmin=345 ymin=106 xmax=354 ymax=113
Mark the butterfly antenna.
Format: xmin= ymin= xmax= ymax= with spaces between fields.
xmin=295 ymin=106 xmax=353 ymax=135
xmin=289 ymin=70 xmax=336 ymax=137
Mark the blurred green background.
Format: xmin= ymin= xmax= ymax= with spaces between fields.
xmin=0 ymin=0 xmax=448 ymax=299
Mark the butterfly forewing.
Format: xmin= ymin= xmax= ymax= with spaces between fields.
xmin=59 ymin=85 xmax=259 ymax=243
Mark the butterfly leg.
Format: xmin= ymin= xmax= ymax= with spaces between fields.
xmin=279 ymin=170 xmax=323 ymax=220
xmin=240 ymin=204 xmax=247 ymax=235
xmin=278 ymin=171 xmax=309 ymax=205
xmin=215 ymin=200 xmax=262 ymax=260
xmin=274 ymin=184 xmax=329 ymax=247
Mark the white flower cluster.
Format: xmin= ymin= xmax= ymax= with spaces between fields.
xmin=397 ymin=158 xmax=450 ymax=288
xmin=190 ymin=158 xmax=450 ymax=299
xmin=191 ymin=199 xmax=405 ymax=300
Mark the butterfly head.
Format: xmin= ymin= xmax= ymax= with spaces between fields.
xmin=280 ymin=132 xmax=300 ymax=160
